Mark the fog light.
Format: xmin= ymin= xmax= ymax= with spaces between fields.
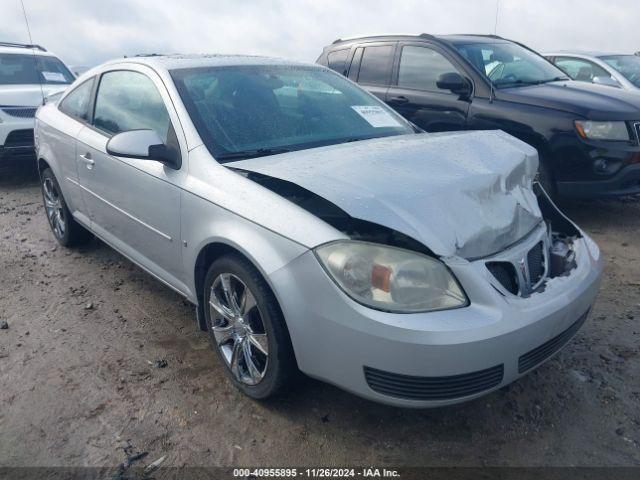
xmin=593 ymin=158 xmax=608 ymax=173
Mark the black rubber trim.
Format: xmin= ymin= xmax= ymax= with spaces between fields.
xmin=364 ymin=364 xmax=504 ymax=401
xmin=518 ymin=310 xmax=589 ymax=373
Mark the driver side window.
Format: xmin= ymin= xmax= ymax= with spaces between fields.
xmin=93 ymin=70 xmax=172 ymax=143
xmin=554 ymin=57 xmax=612 ymax=83
xmin=397 ymin=46 xmax=459 ymax=92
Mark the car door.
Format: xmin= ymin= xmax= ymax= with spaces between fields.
xmin=76 ymin=66 xmax=189 ymax=295
xmin=385 ymin=43 xmax=471 ymax=132
xmin=346 ymin=42 xmax=396 ymax=101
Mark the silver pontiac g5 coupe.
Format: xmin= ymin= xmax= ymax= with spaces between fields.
xmin=34 ymin=54 xmax=603 ymax=407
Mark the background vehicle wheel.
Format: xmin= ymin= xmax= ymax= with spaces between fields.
xmin=41 ymin=168 xmax=92 ymax=247
xmin=203 ymin=254 xmax=296 ymax=399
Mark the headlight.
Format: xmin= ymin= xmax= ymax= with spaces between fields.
xmin=574 ymin=120 xmax=630 ymax=141
xmin=315 ymin=241 xmax=468 ymax=313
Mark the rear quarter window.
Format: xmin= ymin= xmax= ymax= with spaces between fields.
xmin=356 ymin=45 xmax=394 ymax=86
xmin=58 ymin=77 xmax=95 ymax=122
xmin=327 ymin=49 xmax=350 ymax=76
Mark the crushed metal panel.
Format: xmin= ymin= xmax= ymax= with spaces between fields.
xmin=227 ymin=130 xmax=542 ymax=259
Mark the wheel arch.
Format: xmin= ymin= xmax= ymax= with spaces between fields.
xmin=194 ymin=242 xmax=244 ymax=319
xmin=192 ymin=240 xmax=299 ymax=338
xmin=37 ymin=157 xmax=51 ymax=178
xmin=192 ymin=239 xmax=301 ymax=371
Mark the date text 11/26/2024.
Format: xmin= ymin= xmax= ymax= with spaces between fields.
xmin=232 ymin=468 xmax=401 ymax=478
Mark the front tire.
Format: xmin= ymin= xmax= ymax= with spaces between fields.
xmin=41 ymin=168 xmax=92 ymax=247
xmin=203 ymin=254 xmax=296 ymax=399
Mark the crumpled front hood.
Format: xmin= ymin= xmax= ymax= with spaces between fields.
xmin=0 ymin=84 xmax=68 ymax=107
xmin=229 ymin=131 xmax=542 ymax=259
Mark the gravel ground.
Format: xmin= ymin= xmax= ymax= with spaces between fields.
xmin=0 ymin=162 xmax=639 ymax=468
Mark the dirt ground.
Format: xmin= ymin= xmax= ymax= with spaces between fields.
xmin=0 ymin=161 xmax=639 ymax=469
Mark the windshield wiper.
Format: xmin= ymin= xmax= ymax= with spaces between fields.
xmin=216 ymin=147 xmax=292 ymax=162
xmin=494 ymin=76 xmax=570 ymax=88
xmin=538 ymin=76 xmax=570 ymax=84
xmin=494 ymin=79 xmax=541 ymax=87
xmin=345 ymin=136 xmax=373 ymax=143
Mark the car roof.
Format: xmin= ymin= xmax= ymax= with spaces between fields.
xmin=330 ymin=33 xmax=510 ymax=47
xmin=543 ymin=51 xmax=623 ymax=58
xmin=0 ymin=43 xmax=57 ymax=57
xmin=104 ymin=54 xmax=314 ymax=72
xmin=433 ymin=34 xmax=510 ymax=45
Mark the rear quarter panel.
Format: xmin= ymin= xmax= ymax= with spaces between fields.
xmin=36 ymin=104 xmax=86 ymax=216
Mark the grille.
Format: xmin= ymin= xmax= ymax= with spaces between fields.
xmin=364 ymin=364 xmax=504 ymax=401
xmin=518 ymin=310 xmax=589 ymax=373
xmin=4 ymin=129 xmax=34 ymax=148
xmin=635 ymin=122 xmax=640 ymax=143
xmin=527 ymin=242 xmax=545 ymax=285
xmin=487 ymin=240 xmax=547 ymax=296
xmin=1 ymin=106 xmax=37 ymax=118
xmin=487 ymin=262 xmax=518 ymax=294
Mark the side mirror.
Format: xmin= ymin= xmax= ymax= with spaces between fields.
xmin=436 ymin=72 xmax=471 ymax=96
xmin=592 ymin=76 xmax=620 ymax=88
xmin=106 ymin=129 xmax=181 ymax=169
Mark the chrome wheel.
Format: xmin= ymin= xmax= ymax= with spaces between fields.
xmin=209 ymin=273 xmax=269 ymax=385
xmin=43 ymin=177 xmax=65 ymax=239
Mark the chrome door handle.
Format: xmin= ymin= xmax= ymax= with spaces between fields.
xmin=79 ymin=153 xmax=95 ymax=169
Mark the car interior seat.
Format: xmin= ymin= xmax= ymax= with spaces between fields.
xmin=576 ymin=66 xmax=593 ymax=81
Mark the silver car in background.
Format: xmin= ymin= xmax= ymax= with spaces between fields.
xmin=545 ymin=51 xmax=640 ymax=91
xmin=34 ymin=55 xmax=602 ymax=407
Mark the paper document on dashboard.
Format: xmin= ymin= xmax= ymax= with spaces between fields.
xmin=351 ymin=105 xmax=402 ymax=128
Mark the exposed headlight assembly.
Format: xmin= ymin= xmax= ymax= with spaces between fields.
xmin=315 ymin=241 xmax=468 ymax=313
xmin=574 ymin=120 xmax=630 ymax=141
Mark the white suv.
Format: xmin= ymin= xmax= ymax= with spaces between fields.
xmin=0 ymin=42 xmax=74 ymax=164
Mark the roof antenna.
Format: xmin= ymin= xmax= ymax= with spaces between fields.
xmin=20 ymin=0 xmax=45 ymax=105
xmin=489 ymin=0 xmax=500 ymax=103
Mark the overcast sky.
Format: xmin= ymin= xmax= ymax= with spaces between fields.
xmin=1 ymin=0 xmax=638 ymax=68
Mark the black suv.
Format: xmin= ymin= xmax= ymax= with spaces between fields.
xmin=317 ymin=34 xmax=640 ymax=198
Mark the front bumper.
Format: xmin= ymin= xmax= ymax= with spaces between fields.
xmin=0 ymin=117 xmax=36 ymax=162
xmin=553 ymin=133 xmax=640 ymax=198
xmin=557 ymin=163 xmax=640 ymax=197
xmin=269 ymin=234 xmax=603 ymax=408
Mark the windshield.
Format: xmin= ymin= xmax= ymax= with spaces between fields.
xmin=170 ymin=65 xmax=414 ymax=161
xmin=0 ymin=53 xmax=74 ymax=86
xmin=600 ymin=55 xmax=640 ymax=88
xmin=455 ymin=42 xmax=569 ymax=89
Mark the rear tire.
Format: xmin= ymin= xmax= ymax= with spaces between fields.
xmin=41 ymin=168 xmax=92 ymax=247
xmin=203 ymin=254 xmax=296 ymax=399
